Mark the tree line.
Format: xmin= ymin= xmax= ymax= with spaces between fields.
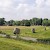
xmin=0 ymin=18 xmax=50 ymax=26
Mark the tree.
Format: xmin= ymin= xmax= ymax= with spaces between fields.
xmin=7 ymin=20 xmax=14 ymax=26
xmin=32 ymin=18 xmax=42 ymax=25
xmin=36 ymin=18 xmax=43 ymax=25
xmin=24 ymin=20 xmax=31 ymax=26
xmin=47 ymin=20 xmax=50 ymax=26
xmin=21 ymin=20 xmax=31 ymax=26
xmin=15 ymin=21 xmax=21 ymax=26
xmin=29 ymin=19 xmax=33 ymax=26
xmin=32 ymin=18 xmax=37 ymax=25
xmin=0 ymin=18 xmax=5 ymax=26
xmin=42 ymin=19 xmax=48 ymax=26
xmin=1 ymin=17 xmax=50 ymax=26
xmin=21 ymin=20 xmax=25 ymax=26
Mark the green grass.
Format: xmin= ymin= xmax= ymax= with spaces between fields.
xmin=0 ymin=37 xmax=50 ymax=50
xmin=0 ymin=26 xmax=50 ymax=50
xmin=0 ymin=26 xmax=50 ymax=38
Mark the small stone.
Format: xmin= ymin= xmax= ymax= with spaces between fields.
xmin=32 ymin=28 xmax=35 ymax=33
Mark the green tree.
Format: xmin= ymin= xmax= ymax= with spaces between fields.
xmin=21 ymin=20 xmax=25 ymax=26
xmin=0 ymin=18 xmax=5 ymax=26
xmin=29 ymin=19 xmax=33 ymax=26
xmin=7 ymin=20 xmax=14 ymax=26
xmin=15 ymin=21 xmax=21 ymax=26
xmin=21 ymin=20 xmax=31 ymax=26
xmin=24 ymin=20 xmax=31 ymax=26
xmin=32 ymin=18 xmax=36 ymax=25
xmin=47 ymin=20 xmax=50 ymax=26
xmin=42 ymin=19 xmax=48 ymax=26
xmin=32 ymin=18 xmax=42 ymax=25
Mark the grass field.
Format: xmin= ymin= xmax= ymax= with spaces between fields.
xmin=0 ymin=37 xmax=50 ymax=50
xmin=0 ymin=26 xmax=50 ymax=39
xmin=0 ymin=26 xmax=50 ymax=50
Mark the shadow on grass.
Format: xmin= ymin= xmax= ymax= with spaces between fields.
xmin=37 ymin=38 xmax=50 ymax=44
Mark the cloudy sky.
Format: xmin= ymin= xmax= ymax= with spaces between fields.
xmin=0 ymin=0 xmax=50 ymax=21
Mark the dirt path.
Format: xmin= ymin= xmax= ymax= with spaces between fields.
xmin=0 ymin=34 xmax=37 ymax=42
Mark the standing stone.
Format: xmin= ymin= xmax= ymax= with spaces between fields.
xmin=13 ymin=28 xmax=20 ymax=38
xmin=32 ymin=28 xmax=35 ymax=33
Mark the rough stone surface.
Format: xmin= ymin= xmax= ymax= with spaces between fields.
xmin=32 ymin=28 xmax=35 ymax=33
xmin=13 ymin=28 xmax=20 ymax=34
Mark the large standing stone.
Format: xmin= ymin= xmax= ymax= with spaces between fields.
xmin=13 ymin=28 xmax=20 ymax=38
xmin=13 ymin=28 xmax=20 ymax=34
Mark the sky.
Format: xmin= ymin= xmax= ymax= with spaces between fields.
xmin=0 ymin=0 xmax=50 ymax=21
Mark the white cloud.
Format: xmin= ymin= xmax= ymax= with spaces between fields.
xmin=0 ymin=0 xmax=50 ymax=21
xmin=0 ymin=0 xmax=12 ymax=7
xmin=45 ymin=0 xmax=50 ymax=6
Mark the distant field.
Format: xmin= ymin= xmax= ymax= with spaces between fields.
xmin=0 ymin=37 xmax=50 ymax=50
xmin=0 ymin=26 xmax=50 ymax=39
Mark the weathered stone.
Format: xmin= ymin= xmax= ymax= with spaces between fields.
xmin=13 ymin=28 xmax=20 ymax=34
xmin=32 ymin=28 xmax=35 ymax=33
xmin=13 ymin=28 xmax=20 ymax=38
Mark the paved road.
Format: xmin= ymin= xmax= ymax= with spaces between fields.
xmin=0 ymin=34 xmax=37 ymax=42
